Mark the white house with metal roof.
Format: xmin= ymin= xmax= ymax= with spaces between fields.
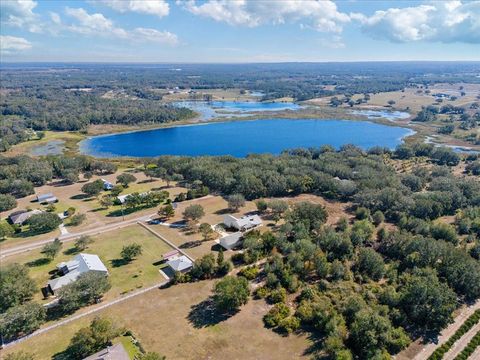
xmin=47 ymin=253 xmax=108 ymax=295
xmin=219 ymin=232 xmax=243 ymax=250
xmin=36 ymin=193 xmax=58 ymax=203
xmin=223 ymin=214 xmax=262 ymax=231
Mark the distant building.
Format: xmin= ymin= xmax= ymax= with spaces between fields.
xmin=46 ymin=253 xmax=108 ymax=295
xmin=166 ymin=255 xmax=193 ymax=273
xmin=219 ymin=232 xmax=243 ymax=250
xmin=223 ymin=214 xmax=262 ymax=231
xmin=101 ymin=179 xmax=114 ymax=190
xmin=36 ymin=193 xmax=58 ymax=203
xmin=117 ymin=192 xmax=148 ymax=204
xmin=8 ymin=209 xmax=42 ymax=225
xmin=82 ymin=343 xmax=130 ymax=360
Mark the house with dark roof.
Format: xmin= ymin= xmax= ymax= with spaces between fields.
xmin=8 ymin=209 xmax=43 ymax=225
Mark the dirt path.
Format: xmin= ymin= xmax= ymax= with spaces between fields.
xmin=408 ymin=300 xmax=480 ymax=360
xmin=444 ymin=322 xmax=480 ymax=360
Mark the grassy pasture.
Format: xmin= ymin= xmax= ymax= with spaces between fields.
xmin=1 ymin=224 xmax=173 ymax=303
xmin=1 ymin=281 xmax=312 ymax=360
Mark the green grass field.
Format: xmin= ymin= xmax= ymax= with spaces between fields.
xmin=1 ymin=224 xmax=173 ymax=303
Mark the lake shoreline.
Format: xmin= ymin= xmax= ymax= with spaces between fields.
xmin=79 ymin=118 xmax=415 ymax=158
xmin=9 ymin=100 xmax=478 ymax=159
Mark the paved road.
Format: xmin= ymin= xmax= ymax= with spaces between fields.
xmin=412 ymin=299 xmax=480 ymax=360
xmin=444 ymin=321 xmax=480 ymax=360
xmin=2 ymin=279 xmax=169 ymax=348
xmin=1 ymin=213 xmax=156 ymax=258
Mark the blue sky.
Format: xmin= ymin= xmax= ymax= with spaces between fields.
xmin=1 ymin=0 xmax=479 ymax=62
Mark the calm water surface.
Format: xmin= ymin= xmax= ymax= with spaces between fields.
xmin=80 ymin=119 xmax=413 ymax=158
xmin=174 ymin=100 xmax=302 ymax=120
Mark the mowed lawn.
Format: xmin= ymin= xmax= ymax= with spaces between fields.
xmin=1 ymin=225 xmax=173 ymax=303
xmin=1 ymin=281 xmax=312 ymax=360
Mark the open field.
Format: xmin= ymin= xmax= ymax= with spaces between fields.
xmin=161 ymin=88 xmax=264 ymax=102
xmin=0 ymin=280 xmax=312 ymax=360
xmin=1 ymin=224 xmax=173 ymax=303
xmin=307 ymin=83 xmax=480 ymax=114
xmin=6 ymin=131 xmax=85 ymax=157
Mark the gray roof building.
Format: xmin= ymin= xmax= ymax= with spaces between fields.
xmin=47 ymin=253 xmax=108 ymax=294
xmin=167 ymin=255 xmax=193 ymax=273
xmin=219 ymin=232 xmax=243 ymax=250
xmin=82 ymin=343 xmax=130 ymax=360
xmin=9 ymin=209 xmax=43 ymax=225
xmin=36 ymin=193 xmax=58 ymax=203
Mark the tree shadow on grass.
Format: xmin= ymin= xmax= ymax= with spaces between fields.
xmin=187 ymin=297 xmax=237 ymax=329
xmin=106 ymin=206 xmax=146 ymax=217
xmin=63 ymin=247 xmax=79 ymax=256
xmin=210 ymin=243 xmax=223 ymax=252
xmin=111 ymin=258 xmax=130 ymax=267
xmin=302 ymin=329 xmax=327 ymax=357
xmin=214 ymin=208 xmax=231 ymax=215
xmin=52 ymin=351 xmax=71 ymax=360
xmin=180 ymin=240 xmax=203 ymax=249
xmin=26 ymin=257 xmax=51 ymax=267
xmin=70 ymin=194 xmax=90 ymax=200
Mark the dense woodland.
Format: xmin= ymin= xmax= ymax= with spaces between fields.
xmin=154 ymin=145 xmax=480 ymax=359
xmin=1 ymin=144 xmax=480 ymax=358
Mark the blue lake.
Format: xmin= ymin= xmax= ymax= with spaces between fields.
xmin=174 ymin=100 xmax=302 ymax=120
xmin=80 ymin=119 xmax=414 ymax=158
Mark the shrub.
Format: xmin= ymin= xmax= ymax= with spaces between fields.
xmin=238 ymin=266 xmax=259 ymax=280
xmin=255 ymin=286 xmax=270 ymax=299
xmin=278 ymin=316 xmax=301 ymax=334
xmin=263 ymin=303 xmax=290 ymax=328
xmin=68 ymin=213 xmax=86 ymax=226
xmin=267 ymin=287 xmax=287 ymax=304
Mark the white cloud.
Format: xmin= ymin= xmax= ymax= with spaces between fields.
xmin=131 ymin=28 xmax=178 ymax=44
xmin=49 ymin=12 xmax=62 ymax=25
xmin=65 ymin=7 xmax=178 ymax=45
xmin=0 ymin=35 xmax=32 ymax=54
xmin=181 ymin=0 xmax=350 ymax=33
xmin=95 ymin=0 xmax=169 ymax=18
xmin=360 ymin=1 xmax=480 ymax=43
xmin=0 ymin=0 xmax=42 ymax=33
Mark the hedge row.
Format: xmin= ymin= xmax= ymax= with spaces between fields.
xmin=428 ymin=309 xmax=480 ymax=360
xmin=453 ymin=330 xmax=480 ymax=360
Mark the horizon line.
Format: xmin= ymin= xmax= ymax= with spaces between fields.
xmin=2 ymin=60 xmax=480 ymax=65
